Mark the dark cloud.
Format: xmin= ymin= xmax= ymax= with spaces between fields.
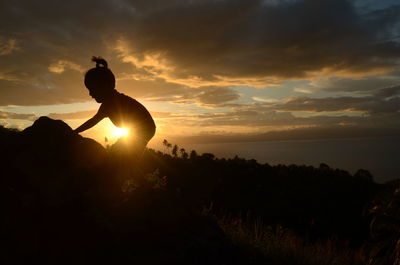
xmin=1 ymin=0 xmax=400 ymax=145
xmin=118 ymin=0 xmax=400 ymax=81
xmin=160 ymin=103 xmax=400 ymax=142
xmin=196 ymin=87 xmax=240 ymax=106
xmin=0 ymin=69 xmax=87 ymax=106
xmin=319 ymin=74 xmax=400 ymax=94
xmin=142 ymin=86 xmax=241 ymax=107
xmin=117 ymin=78 xmax=187 ymax=99
xmin=375 ymin=85 xmax=400 ymax=98
xmin=194 ymin=110 xmax=347 ymax=127
xmin=272 ymin=85 xmax=400 ymax=114
xmin=0 ymin=0 xmax=399 ymax=106
xmin=173 ymin=126 xmax=400 ymax=144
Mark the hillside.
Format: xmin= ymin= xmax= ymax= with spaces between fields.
xmin=1 ymin=117 xmax=399 ymax=265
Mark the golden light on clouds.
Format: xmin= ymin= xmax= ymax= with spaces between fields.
xmin=48 ymin=60 xmax=84 ymax=74
xmin=113 ymin=38 xmax=283 ymax=88
xmin=1 ymin=0 xmax=400 ymax=151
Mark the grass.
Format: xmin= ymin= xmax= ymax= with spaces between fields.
xmin=204 ymin=207 xmax=365 ymax=265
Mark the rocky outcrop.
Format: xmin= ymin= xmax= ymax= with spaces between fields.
xmin=0 ymin=117 xmax=238 ymax=265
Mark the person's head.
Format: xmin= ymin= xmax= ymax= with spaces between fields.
xmin=84 ymin=56 xmax=115 ymax=103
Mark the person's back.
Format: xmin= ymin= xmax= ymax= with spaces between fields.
xmin=101 ymin=91 xmax=155 ymax=140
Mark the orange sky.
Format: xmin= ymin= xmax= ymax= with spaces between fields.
xmin=0 ymin=0 xmax=400 ymax=151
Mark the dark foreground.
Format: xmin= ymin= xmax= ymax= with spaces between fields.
xmin=1 ymin=117 xmax=399 ymax=265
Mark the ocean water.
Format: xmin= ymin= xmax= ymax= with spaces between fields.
xmin=179 ymin=137 xmax=400 ymax=183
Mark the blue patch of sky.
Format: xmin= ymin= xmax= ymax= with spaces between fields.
xmin=261 ymin=0 xmax=300 ymax=7
xmin=353 ymin=0 xmax=400 ymax=14
xmin=353 ymin=0 xmax=400 ymax=43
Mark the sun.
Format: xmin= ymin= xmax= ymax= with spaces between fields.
xmin=113 ymin=127 xmax=129 ymax=138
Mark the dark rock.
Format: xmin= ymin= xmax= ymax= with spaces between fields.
xmin=0 ymin=117 xmax=238 ymax=265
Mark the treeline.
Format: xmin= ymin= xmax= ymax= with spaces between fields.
xmin=141 ymin=139 xmax=385 ymax=246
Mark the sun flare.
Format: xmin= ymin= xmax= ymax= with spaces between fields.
xmin=113 ymin=127 xmax=129 ymax=138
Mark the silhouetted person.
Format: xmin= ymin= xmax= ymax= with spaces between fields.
xmin=75 ymin=57 xmax=156 ymax=162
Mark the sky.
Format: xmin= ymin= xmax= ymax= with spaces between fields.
xmin=0 ymin=0 xmax=400 ymax=155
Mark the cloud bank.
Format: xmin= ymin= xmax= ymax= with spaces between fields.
xmin=0 ymin=0 xmax=399 ymax=140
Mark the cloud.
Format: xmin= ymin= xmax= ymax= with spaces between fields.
xmin=0 ymin=0 xmax=400 ymax=144
xmin=271 ymin=85 xmax=400 ymax=114
xmin=0 ymin=69 xmax=88 ymax=106
xmin=179 ymin=86 xmax=241 ymax=107
xmin=113 ymin=0 xmax=400 ymax=85
xmin=0 ymin=0 xmax=399 ymax=107
xmin=141 ymin=85 xmax=241 ymax=107
xmin=158 ymin=101 xmax=400 ymax=141
xmin=48 ymin=110 xmax=96 ymax=120
xmin=0 ymin=110 xmax=36 ymax=120
xmin=172 ymin=125 xmax=400 ymax=144
xmin=47 ymin=109 xmax=174 ymax=120
xmin=0 ymin=38 xmax=19 ymax=56
xmin=48 ymin=60 xmax=84 ymax=74
xmin=293 ymin=88 xmax=313 ymax=94
xmin=195 ymin=87 xmax=240 ymax=106
xmin=316 ymin=73 xmax=400 ymax=94
xmin=150 ymin=111 xmax=173 ymax=118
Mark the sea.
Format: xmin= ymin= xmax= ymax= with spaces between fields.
xmin=173 ymin=137 xmax=400 ymax=183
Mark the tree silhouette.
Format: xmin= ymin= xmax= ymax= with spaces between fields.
xmin=162 ymin=139 xmax=172 ymax=154
xmin=190 ymin=150 xmax=198 ymax=160
xmin=180 ymin=148 xmax=188 ymax=159
xmin=162 ymin=139 xmax=169 ymax=153
xmin=172 ymin=144 xmax=178 ymax=157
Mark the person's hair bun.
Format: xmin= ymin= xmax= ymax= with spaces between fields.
xmin=91 ymin=56 xmax=108 ymax=68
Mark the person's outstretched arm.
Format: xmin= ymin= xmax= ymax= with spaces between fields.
xmin=74 ymin=110 xmax=105 ymax=133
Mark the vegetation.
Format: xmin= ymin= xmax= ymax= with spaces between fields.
xmin=144 ymin=141 xmax=378 ymax=243
xmin=215 ymin=214 xmax=364 ymax=265
xmin=0 ymin=120 xmax=399 ymax=265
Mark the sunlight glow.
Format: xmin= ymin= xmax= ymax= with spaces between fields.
xmin=79 ymin=119 xmax=135 ymax=146
xmin=113 ymin=127 xmax=129 ymax=138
